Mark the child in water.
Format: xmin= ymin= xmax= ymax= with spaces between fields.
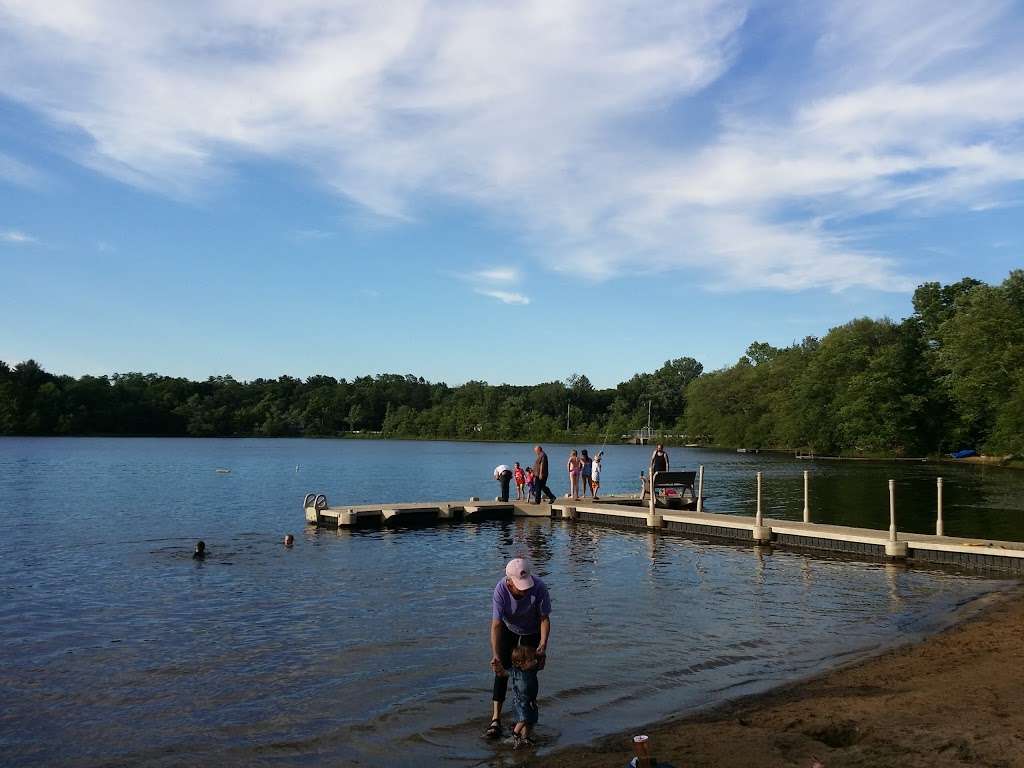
xmin=507 ymin=644 xmax=540 ymax=748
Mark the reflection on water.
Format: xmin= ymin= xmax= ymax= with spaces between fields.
xmin=0 ymin=438 xmax=1020 ymax=767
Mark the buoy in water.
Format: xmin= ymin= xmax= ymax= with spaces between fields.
xmin=215 ymin=468 xmax=231 ymax=474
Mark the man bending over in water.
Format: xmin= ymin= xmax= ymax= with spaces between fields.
xmin=484 ymin=558 xmax=551 ymax=741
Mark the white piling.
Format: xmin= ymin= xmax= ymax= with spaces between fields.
xmin=888 ymin=479 xmax=896 ymax=542
xmin=936 ymin=477 xmax=944 ymax=537
xmin=696 ymin=465 xmax=704 ymax=513
xmin=756 ymin=471 xmax=763 ymax=527
xmin=885 ymin=479 xmax=908 ymax=558
xmin=752 ymin=471 xmax=771 ymax=543
xmin=802 ymin=470 xmax=810 ymax=523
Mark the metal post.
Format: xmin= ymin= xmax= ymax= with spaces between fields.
xmin=936 ymin=477 xmax=944 ymax=537
xmin=755 ymin=471 xmax=763 ymax=528
xmin=696 ymin=465 xmax=704 ymax=513
xmin=888 ymin=479 xmax=897 ymax=543
xmin=802 ymin=470 xmax=810 ymax=523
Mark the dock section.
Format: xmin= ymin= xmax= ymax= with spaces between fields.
xmin=305 ymin=489 xmax=1024 ymax=576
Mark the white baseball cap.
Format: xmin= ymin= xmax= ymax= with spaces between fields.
xmin=505 ymin=558 xmax=534 ymax=590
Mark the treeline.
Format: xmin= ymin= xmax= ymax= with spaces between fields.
xmin=0 ymin=355 xmax=702 ymax=443
xmin=686 ymin=271 xmax=1024 ymax=456
xmin=2 ymin=271 xmax=1022 ymax=456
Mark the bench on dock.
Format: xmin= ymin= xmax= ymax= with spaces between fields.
xmin=642 ymin=470 xmax=699 ymax=510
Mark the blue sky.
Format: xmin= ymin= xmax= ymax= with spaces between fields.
xmin=1 ymin=0 xmax=1023 ymax=387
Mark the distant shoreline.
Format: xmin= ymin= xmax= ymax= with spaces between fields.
xmin=3 ymin=433 xmax=1020 ymax=468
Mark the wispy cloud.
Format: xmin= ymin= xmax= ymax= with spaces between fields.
xmin=461 ymin=265 xmax=529 ymax=304
xmin=0 ymin=152 xmax=43 ymax=188
xmin=292 ymin=228 xmax=334 ymax=241
xmin=470 ymin=267 xmax=519 ymax=283
xmin=1 ymin=229 xmax=36 ymax=244
xmin=474 ymin=288 xmax=530 ymax=306
xmin=0 ymin=1 xmax=1021 ymax=291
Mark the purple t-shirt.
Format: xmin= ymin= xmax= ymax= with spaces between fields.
xmin=492 ymin=576 xmax=551 ymax=635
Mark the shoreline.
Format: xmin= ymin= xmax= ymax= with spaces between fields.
xmin=528 ymin=585 xmax=1024 ymax=768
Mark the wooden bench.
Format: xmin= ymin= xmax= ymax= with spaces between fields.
xmin=642 ymin=470 xmax=699 ymax=510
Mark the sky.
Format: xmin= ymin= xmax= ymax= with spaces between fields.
xmin=1 ymin=0 xmax=1023 ymax=388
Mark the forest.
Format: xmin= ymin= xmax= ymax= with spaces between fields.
xmin=2 ymin=271 xmax=1022 ymax=457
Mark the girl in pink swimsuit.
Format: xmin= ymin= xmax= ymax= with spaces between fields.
xmin=567 ymin=450 xmax=582 ymax=499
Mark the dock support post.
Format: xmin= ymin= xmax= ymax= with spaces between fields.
xmin=935 ymin=477 xmax=944 ymax=537
xmin=647 ymin=472 xmax=662 ymax=528
xmin=802 ymin=470 xmax=810 ymax=523
xmin=886 ymin=479 xmax=908 ymax=558
xmin=696 ymin=465 xmax=704 ymax=513
xmin=752 ymin=471 xmax=771 ymax=543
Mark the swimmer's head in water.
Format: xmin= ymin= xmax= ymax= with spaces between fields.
xmin=511 ymin=645 xmax=538 ymax=671
xmin=284 ymin=534 xmax=295 ymax=547
xmin=193 ymin=540 xmax=206 ymax=558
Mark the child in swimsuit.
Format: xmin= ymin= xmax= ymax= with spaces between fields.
xmin=513 ymin=462 xmax=526 ymax=501
xmin=567 ymin=450 xmax=582 ymax=499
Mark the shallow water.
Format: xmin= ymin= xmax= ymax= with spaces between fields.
xmin=0 ymin=438 xmax=1020 ymax=766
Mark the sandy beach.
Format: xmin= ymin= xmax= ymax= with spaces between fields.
xmin=530 ymin=586 xmax=1024 ymax=768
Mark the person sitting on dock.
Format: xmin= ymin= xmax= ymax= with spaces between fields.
xmin=532 ymin=446 xmax=556 ymax=504
xmin=485 ymin=558 xmax=551 ymax=741
xmin=192 ymin=540 xmax=206 ymax=560
xmin=494 ymin=464 xmax=513 ymax=502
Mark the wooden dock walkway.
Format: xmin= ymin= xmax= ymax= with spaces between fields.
xmin=304 ymin=492 xmax=1024 ymax=575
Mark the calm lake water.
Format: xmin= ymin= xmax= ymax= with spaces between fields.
xmin=1 ymin=438 xmax=1021 ymax=767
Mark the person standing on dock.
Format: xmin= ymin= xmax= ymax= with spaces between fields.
xmin=650 ymin=443 xmax=670 ymax=475
xmin=513 ymin=462 xmax=526 ymax=501
xmin=484 ymin=558 xmax=551 ymax=741
xmin=580 ymin=449 xmax=593 ymax=498
xmin=494 ymin=464 xmax=514 ymax=502
xmin=532 ymin=446 xmax=556 ymax=504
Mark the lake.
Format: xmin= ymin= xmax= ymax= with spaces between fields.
xmin=1 ymin=438 xmax=1020 ymax=766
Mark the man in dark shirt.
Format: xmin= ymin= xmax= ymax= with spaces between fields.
xmin=650 ymin=443 xmax=669 ymax=474
xmin=532 ymin=445 xmax=556 ymax=503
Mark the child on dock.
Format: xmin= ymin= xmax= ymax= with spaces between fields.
xmin=524 ymin=468 xmax=535 ymax=502
xmin=514 ymin=462 xmax=526 ymax=501
xmin=590 ymin=451 xmax=603 ymax=499
xmin=507 ymin=644 xmax=540 ymax=748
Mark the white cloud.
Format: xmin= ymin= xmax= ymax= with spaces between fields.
xmin=474 ymin=288 xmax=530 ymax=306
xmin=0 ymin=0 xmax=1022 ymax=291
xmin=1 ymin=229 xmax=36 ymax=244
xmin=292 ymin=228 xmax=334 ymax=241
xmin=0 ymin=152 xmax=42 ymax=188
xmin=471 ymin=267 xmax=518 ymax=283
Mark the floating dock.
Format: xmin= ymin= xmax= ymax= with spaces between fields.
xmin=304 ymin=487 xmax=1024 ymax=575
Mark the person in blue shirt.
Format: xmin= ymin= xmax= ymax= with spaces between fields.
xmin=484 ymin=558 xmax=551 ymax=740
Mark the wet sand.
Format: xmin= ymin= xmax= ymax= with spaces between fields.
xmin=530 ymin=586 xmax=1024 ymax=768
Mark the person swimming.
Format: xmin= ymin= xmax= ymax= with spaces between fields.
xmin=283 ymin=533 xmax=295 ymax=547
xmin=192 ymin=540 xmax=206 ymax=560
